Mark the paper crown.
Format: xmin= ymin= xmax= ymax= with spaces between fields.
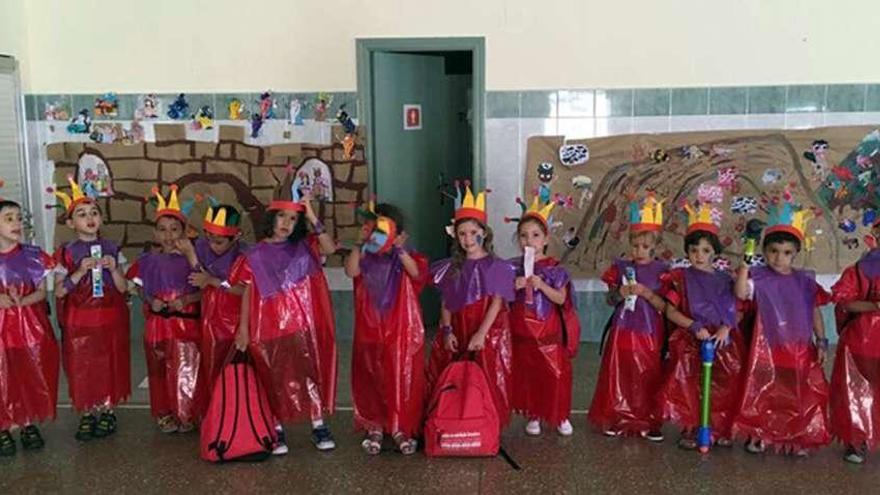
xmin=150 ymin=184 xmax=197 ymax=223
xmin=505 ymin=194 xmax=557 ymax=228
xmin=684 ymin=201 xmax=720 ymax=235
xmin=203 ymin=197 xmax=241 ymax=236
xmin=268 ymin=167 xmax=305 ymax=212
xmin=453 ymin=181 xmax=488 ymax=224
xmin=356 ymin=199 xmax=398 ymax=254
xmin=50 ymin=175 xmax=95 ymax=216
xmin=628 ymin=191 xmax=664 ymax=232
xmin=765 ymin=197 xmax=810 ymax=241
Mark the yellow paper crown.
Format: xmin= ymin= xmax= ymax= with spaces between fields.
xmin=52 ymin=175 xmax=92 ymax=215
xmin=765 ymin=196 xmax=811 ymax=242
xmin=505 ymin=194 xmax=556 ymax=226
xmin=684 ymin=201 xmax=719 ymax=234
xmin=454 ymin=181 xmax=488 ymax=223
xmin=629 ymin=192 xmax=664 ymax=232
xmin=150 ymin=184 xmax=198 ymax=223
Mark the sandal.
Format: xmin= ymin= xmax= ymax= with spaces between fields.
xmin=714 ymin=437 xmax=733 ymax=448
xmin=20 ymin=425 xmax=45 ymax=450
xmin=392 ymin=432 xmax=418 ymax=456
xmin=93 ymin=412 xmax=117 ymax=438
xmin=0 ymin=430 xmax=15 ymax=456
xmin=75 ymin=414 xmax=97 ymax=442
xmin=677 ymin=436 xmax=698 ymax=450
xmin=361 ymin=431 xmax=382 ymax=455
xmin=157 ymin=415 xmax=178 ymax=434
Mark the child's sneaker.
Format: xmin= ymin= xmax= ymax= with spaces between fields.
xmin=715 ymin=437 xmax=733 ymax=448
xmin=557 ymin=420 xmax=574 ymax=437
xmin=93 ymin=411 xmax=117 ymax=438
xmin=20 ymin=425 xmax=45 ymax=450
xmin=603 ymin=429 xmax=621 ymax=437
xmin=745 ymin=438 xmax=766 ymax=454
xmin=844 ymin=445 xmax=866 ymax=464
xmin=177 ymin=421 xmax=196 ymax=434
xmin=311 ymin=425 xmax=336 ymax=451
xmin=0 ymin=430 xmax=15 ymax=456
xmin=272 ymin=426 xmax=288 ymax=456
xmin=75 ymin=414 xmax=97 ymax=442
xmin=157 ymin=415 xmax=178 ymax=434
xmin=525 ymin=419 xmax=542 ymax=436
xmin=641 ymin=430 xmax=664 ymax=442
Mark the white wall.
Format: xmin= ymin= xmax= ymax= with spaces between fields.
xmin=15 ymin=0 xmax=880 ymax=93
xmin=0 ymin=0 xmax=30 ymax=88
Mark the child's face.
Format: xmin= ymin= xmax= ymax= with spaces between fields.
xmin=687 ymin=238 xmax=715 ymax=270
xmin=456 ymin=220 xmax=486 ymax=257
xmin=207 ymin=232 xmax=235 ymax=256
xmin=517 ymin=220 xmax=547 ymax=254
xmin=0 ymin=206 xmax=22 ymax=244
xmin=67 ymin=202 xmax=102 ymax=236
xmin=272 ymin=210 xmax=299 ymax=241
xmin=764 ymin=241 xmax=798 ymax=273
xmin=155 ymin=216 xmax=184 ymax=252
xmin=629 ymin=232 xmax=655 ymax=263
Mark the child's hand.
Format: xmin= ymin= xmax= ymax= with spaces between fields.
xmin=189 ymin=270 xmax=213 ymax=288
xmin=0 ymin=294 xmax=13 ymax=309
xmin=150 ymin=298 xmax=166 ymax=313
xmin=168 ymin=298 xmax=184 ymax=312
xmin=393 ymin=232 xmax=409 ymax=248
xmin=174 ymin=238 xmax=195 ymax=256
xmin=712 ymin=326 xmax=731 ymax=347
xmin=235 ymin=326 xmax=249 ymax=351
xmin=618 ymin=285 xmax=634 ymax=298
xmin=515 ymin=277 xmax=528 ymax=290
xmin=101 ymin=255 xmax=117 ymax=270
xmin=8 ymin=288 xmax=22 ymax=307
xmin=695 ymin=328 xmax=712 ymax=341
xmin=467 ymin=332 xmax=487 ymax=351
xmin=817 ymin=347 xmax=827 ymax=366
xmin=77 ymin=257 xmax=98 ymax=275
xmin=444 ymin=333 xmax=459 ymax=353
xmin=527 ymin=275 xmax=546 ymax=292
xmin=632 ymin=283 xmax=652 ymax=298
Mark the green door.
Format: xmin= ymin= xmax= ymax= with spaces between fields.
xmin=372 ymin=52 xmax=472 ymax=325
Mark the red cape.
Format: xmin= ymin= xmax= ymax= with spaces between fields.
xmin=510 ymin=258 xmax=580 ymax=426
xmin=351 ymin=252 xmax=428 ymax=437
xmin=55 ymin=245 xmax=131 ymax=412
xmin=657 ymin=268 xmax=744 ymax=437
xmin=229 ymin=239 xmax=337 ymax=423
xmin=200 ymin=285 xmax=241 ymax=384
xmin=0 ymin=250 xmax=58 ymax=430
xmin=831 ymin=263 xmax=880 ymax=449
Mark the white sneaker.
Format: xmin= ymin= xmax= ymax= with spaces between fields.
xmin=557 ymin=419 xmax=573 ymax=436
xmin=525 ymin=420 xmax=542 ymax=436
xmin=272 ymin=426 xmax=288 ymax=455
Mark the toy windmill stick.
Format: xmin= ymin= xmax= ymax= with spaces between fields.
xmin=697 ymin=340 xmax=716 ymax=454
xmin=524 ymin=246 xmax=536 ymax=305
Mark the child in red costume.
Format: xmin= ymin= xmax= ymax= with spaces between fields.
xmin=507 ymin=195 xmax=580 ymax=436
xmin=733 ymin=201 xmax=831 ymax=456
xmin=229 ymin=173 xmax=338 ymax=454
xmin=657 ymin=202 xmax=743 ymax=449
xmin=830 ymin=219 xmax=880 ymax=463
xmin=346 ymin=202 xmax=428 ymax=455
xmin=52 ymin=177 xmax=130 ymax=441
xmin=588 ymin=192 xmax=668 ymax=441
xmin=427 ymin=184 xmax=515 ymax=428
xmin=126 ymin=185 xmax=205 ymax=434
xmin=0 ymin=199 xmax=58 ymax=457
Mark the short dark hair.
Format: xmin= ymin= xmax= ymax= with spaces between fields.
xmin=155 ymin=214 xmax=185 ymax=231
xmin=684 ymin=230 xmax=723 ymax=255
xmin=259 ymin=209 xmax=308 ymax=242
xmin=375 ymin=203 xmax=405 ymax=233
xmin=0 ymin=200 xmax=21 ymax=213
xmin=763 ymin=230 xmax=801 ymax=252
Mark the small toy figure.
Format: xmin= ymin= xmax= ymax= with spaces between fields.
xmin=139 ymin=94 xmax=159 ymax=119
xmin=314 ymin=93 xmax=332 ymax=122
xmin=250 ymin=113 xmax=264 ymax=138
xmin=289 ymin=98 xmax=304 ymax=125
xmin=228 ymin=98 xmax=246 ymax=120
xmin=94 ymin=93 xmax=119 ymax=118
xmin=167 ymin=94 xmax=189 ymax=120
xmin=191 ymin=106 xmax=214 ymax=130
xmin=259 ymin=91 xmax=275 ymax=119
xmin=67 ymin=109 xmax=92 ymax=134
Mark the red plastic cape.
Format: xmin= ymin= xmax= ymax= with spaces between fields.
xmin=510 ymin=258 xmax=580 ymax=426
xmin=55 ymin=244 xmax=131 ymax=412
xmin=228 ymin=237 xmax=337 ymax=423
xmin=351 ymin=252 xmax=429 ymax=437
xmin=200 ymin=285 xmax=242 ymax=384
xmin=126 ymin=261 xmax=206 ymax=423
xmin=731 ymin=276 xmax=831 ymax=451
xmin=0 ymin=248 xmax=58 ymax=430
xmin=427 ymin=297 xmax=513 ymax=427
xmin=587 ymin=262 xmax=665 ymax=434
xmin=657 ymin=269 xmax=744 ymax=438
xmin=830 ymin=263 xmax=880 ymax=449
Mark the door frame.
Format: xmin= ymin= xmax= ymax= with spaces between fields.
xmin=355 ymin=37 xmax=486 ymax=191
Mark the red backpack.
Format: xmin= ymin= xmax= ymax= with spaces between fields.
xmin=424 ymin=359 xmax=500 ymax=457
xmin=200 ymin=352 xmax=278 ymax=463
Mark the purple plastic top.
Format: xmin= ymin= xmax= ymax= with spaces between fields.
xmin=684 ymin=267 xmax=737 ymax=330
xmin=430 ymin=255 xmax=516 ymax=312
xmin=751 ymin=265 xmax=818 ymax=346
xmin=510 ymin=257 xmax=575 ymax=320
xmin=244 ymin=239 xmax=321 ymax=299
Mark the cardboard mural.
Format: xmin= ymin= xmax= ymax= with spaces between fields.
xmin=524 ymin=126 xmax=880 ymax=277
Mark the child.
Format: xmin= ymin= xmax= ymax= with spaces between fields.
xmin=345 ymin=201 xmax=428 ymax=455
xmin=125 ymin=185 xmax=205 ymax=434
xmin=588 ymin=192 xmax=668 ymax=440
xmin=427 ymin=184 xmax=515 ymax=427
xmin=0 ymin=199 xmax=58 ymax=456
xmin=657 ymin=203 xmax=743 ymax=449
xmin=178 ymin=201 xmax=247 ymax=384
xmin=508 ymin=196 xmax=580 ymax=436
xmin=52 ymin=177 xmax=130 ymax=441
xmin=830 ymin=219 xmax=880 ymax=463
xmin=732 ymin=201 xmax=831 ymax=455
xmin=229 ymin=173 xmax=338 ymax=453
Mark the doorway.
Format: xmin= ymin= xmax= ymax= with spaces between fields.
xmin=356 ymin=38 xmax=485 ymax=324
